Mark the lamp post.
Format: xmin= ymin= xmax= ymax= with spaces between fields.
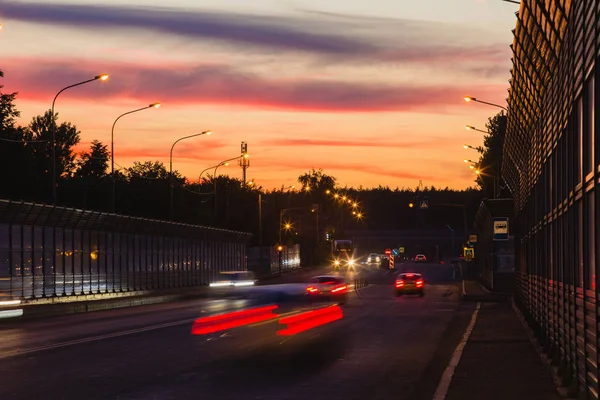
xmin=213 ymin=154 xmax=249 ymax=222
xmin=465 ymin=125 xmax=489 ymax=134
xmin=110 ymin=102 xmax=160 ymax=213
xmin=51 ymin=74 xmax=109 ymax=204
xmin=463 ymin=96 xmax=508 ymax=111
xmin=169 ymin=130 xmax=212 ymax=220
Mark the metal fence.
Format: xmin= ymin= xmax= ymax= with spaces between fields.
xmin=504 ymin=1 xmax=600 ymax=398
xmin=0 ymin=200 xmax=251 ymax=300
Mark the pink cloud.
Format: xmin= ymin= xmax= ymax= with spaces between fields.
xmin=261 ymin=137 xmax=455 ymax=148
xmin=2 ymin=59 xmax=507 ymax=113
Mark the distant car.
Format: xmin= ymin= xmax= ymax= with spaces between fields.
xmin=367 ymin=253 xmax=381 ymax=264
xmin=415 ymin=254 xmax=427 ymax=262
xmin=332 ymin=257 xmax=356 ymax=270
xmin=209 ymin=271 xmax=257 ymax=287
xmin=306 ymin=275 xmax=349 ymax=304
xmin=395 ymin=272 xmax=424 ymax=297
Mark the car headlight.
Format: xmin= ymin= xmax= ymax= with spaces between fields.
xmin=334 ymin=260 xmax=340 ymax=265
xmin=348 ymin=259 xmax=355 ymax=266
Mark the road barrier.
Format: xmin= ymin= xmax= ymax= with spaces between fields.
xmin=0 ymin=200 xmax=251 ymax=301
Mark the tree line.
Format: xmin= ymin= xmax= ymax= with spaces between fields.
xmin=0 ymin=70 xmax=503 ymax=248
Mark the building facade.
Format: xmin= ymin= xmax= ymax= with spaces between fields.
xmin=504 ymin=0 xmax=600 ymax=397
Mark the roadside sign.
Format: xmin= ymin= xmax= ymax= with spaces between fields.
xmin=469 ymin=234 xmax=477 ymax=243
xmin=384 ymin=248 xmax=392 ymax=256
xmin=399 ymin=247 xmax=405 ymax=254
xmin=493 ymin=218 xmax=509 ymax=241
xmin=392 ymin=248 xmax=399 ymax=256
xmin=464 ymin=247 xmax=474 ymax=261
xmin=419 ymin=200 xmax=429 ymax=209
xmin=389 ymin=255 xmax=395 ymax=269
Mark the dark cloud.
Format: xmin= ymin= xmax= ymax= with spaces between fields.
xmin=6 ymin=59 xmax=496 ymax=112
xmin=0 ymin=1 xmax=508 ymax=67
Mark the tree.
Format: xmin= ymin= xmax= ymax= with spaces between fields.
xmin=28 ymin=110 xmax=81 ymax=178
xmin=127 ymin=161 xmax=171 ymax=180
xmin=476 ymin=112 xmax=507 ymax=198
xmin=75 ymin=140 xmax=109 ymax=180
xmin=0 ymin=70 xmax=19 ymax=130
xmin=298 ymin=168 xmax=336 ymax=192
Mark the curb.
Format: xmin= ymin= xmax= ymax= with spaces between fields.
xmin=511 ymin=299 xmax=577 ymax=399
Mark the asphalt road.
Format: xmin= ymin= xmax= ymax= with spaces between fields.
xmin=0 ymin=262 xmax=470 ymax=400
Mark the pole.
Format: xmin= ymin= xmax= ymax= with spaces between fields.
xmin=50 ymin=76 xmax=101 ymax=204
xmin=278 ymin=251 xmax=282 ymax=276
xmin=111 ymin=105 xmax=154 ymax=213
xmin=279 ymin=209 xmax=284 ymax=243
xmin=169 ymin=131 xmax=210 ymax=220
xmin=258 ymin=193 xmax=263 ymax=268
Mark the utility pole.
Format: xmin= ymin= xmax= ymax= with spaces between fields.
xmin=240 ymin=141 xmax=249 ymax=183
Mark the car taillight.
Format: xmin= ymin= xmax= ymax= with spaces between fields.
xmin=331 ymin=285 xmax=348 ymax=294
xmin=406 ymin=273 xmax=414 ymax=278
xmin=306 ymin=286 xmax=319 ymax=293
xmin=416 ymin=280 xmax=424 ymax=287
xmin=395 ymin=280 xmax=404 ymax=287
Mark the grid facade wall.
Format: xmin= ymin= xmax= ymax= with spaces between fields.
xmin=505 ymin=1 xmax=600 ymax=397
xmin=0 ymin=200 xmax=251 ymax=300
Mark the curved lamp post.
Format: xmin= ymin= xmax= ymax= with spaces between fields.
xmin=110 ymin=102 xmax=160 ymax=213
xmin=51 ymin=73 xmax=109 ymax=203
xmin=463 ymin=96 xmax=507 ymax=111
xmin=169 ymin=130 xmax=212 ymax=220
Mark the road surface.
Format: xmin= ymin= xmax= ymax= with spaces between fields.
xmin=0 ymin=262 xmax=472 ymax=400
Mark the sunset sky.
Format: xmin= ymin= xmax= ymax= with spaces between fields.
xmin=0 ymin=0 xmax=517 ymax=190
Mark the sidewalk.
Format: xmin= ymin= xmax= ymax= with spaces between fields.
xmin=462 ymin=279 xmax=510 ymax=302
xmin=444 ymin=301 xmax=561 ymax=400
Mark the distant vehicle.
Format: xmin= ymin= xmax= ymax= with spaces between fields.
xmin=367 ymin=253 xmax=381 ymax=264
xmin=209 ymin=271 xmax=257 ymax=287
xmin=415 ymin=254 xmax=427 ymax=262
xmin=395 ymin=272 xmax=424 ymax=297
xmin=306 ymin=275 xmax=349 ymax=305
xmin=332 ymin=239 xmax=356 ymax=269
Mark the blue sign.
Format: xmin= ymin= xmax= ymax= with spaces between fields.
xmin=492 ymin=217 xmax=509 ymax=241
xmin=392 ymin=248 xmax=399 ymax=256
xmin=419 ymin=200 xmax=429 ymax=209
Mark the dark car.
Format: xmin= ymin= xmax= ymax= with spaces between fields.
xmin=306 ymin=275 xmax=349 ymax=305
xmin=395 ymin=272 xmax=424 ymax=297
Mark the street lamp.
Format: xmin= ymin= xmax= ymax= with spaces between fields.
xmin=169 ymin=130 xmax=212 ymax=220
xmin=211 ymin=154 xmax=249 ymax=221
xmin=463 ymin=96 xmax=507 ymax=111
xmin=110 ymin=102 xmax=160 ymax=213
xmin=465 ymin=125 xmax=488 ymax=134
xmin=51 ymin=73 xmax=109 ymax=204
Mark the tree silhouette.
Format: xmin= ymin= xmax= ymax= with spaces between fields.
xmin=75 ymin=140 xmax=109 ymax=180
xmin=477 ymin=112 xmax=508 ymax=198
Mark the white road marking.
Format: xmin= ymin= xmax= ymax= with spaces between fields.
xmin=432 ymin=302 xmax=481 ymax=400
xmin=0 ymin=317 xmax=197 ymax=360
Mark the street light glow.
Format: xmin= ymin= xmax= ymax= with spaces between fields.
xmin=465 ymin=125 xmax=474 ymax=130
xmin=352 ymin=202 xmax=358 ymax=207
xmin=96 ymin=74 xmax=109 ymax=81
xmin=325 ymin=190 xmax=331 ymax=194
xmin=150 ymin=102 xmax=161 ymax=108
xmin=464 ymin=96 xmax=474 ymax=102
xmin=243 ymin=153 xmax=249 ymax=159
